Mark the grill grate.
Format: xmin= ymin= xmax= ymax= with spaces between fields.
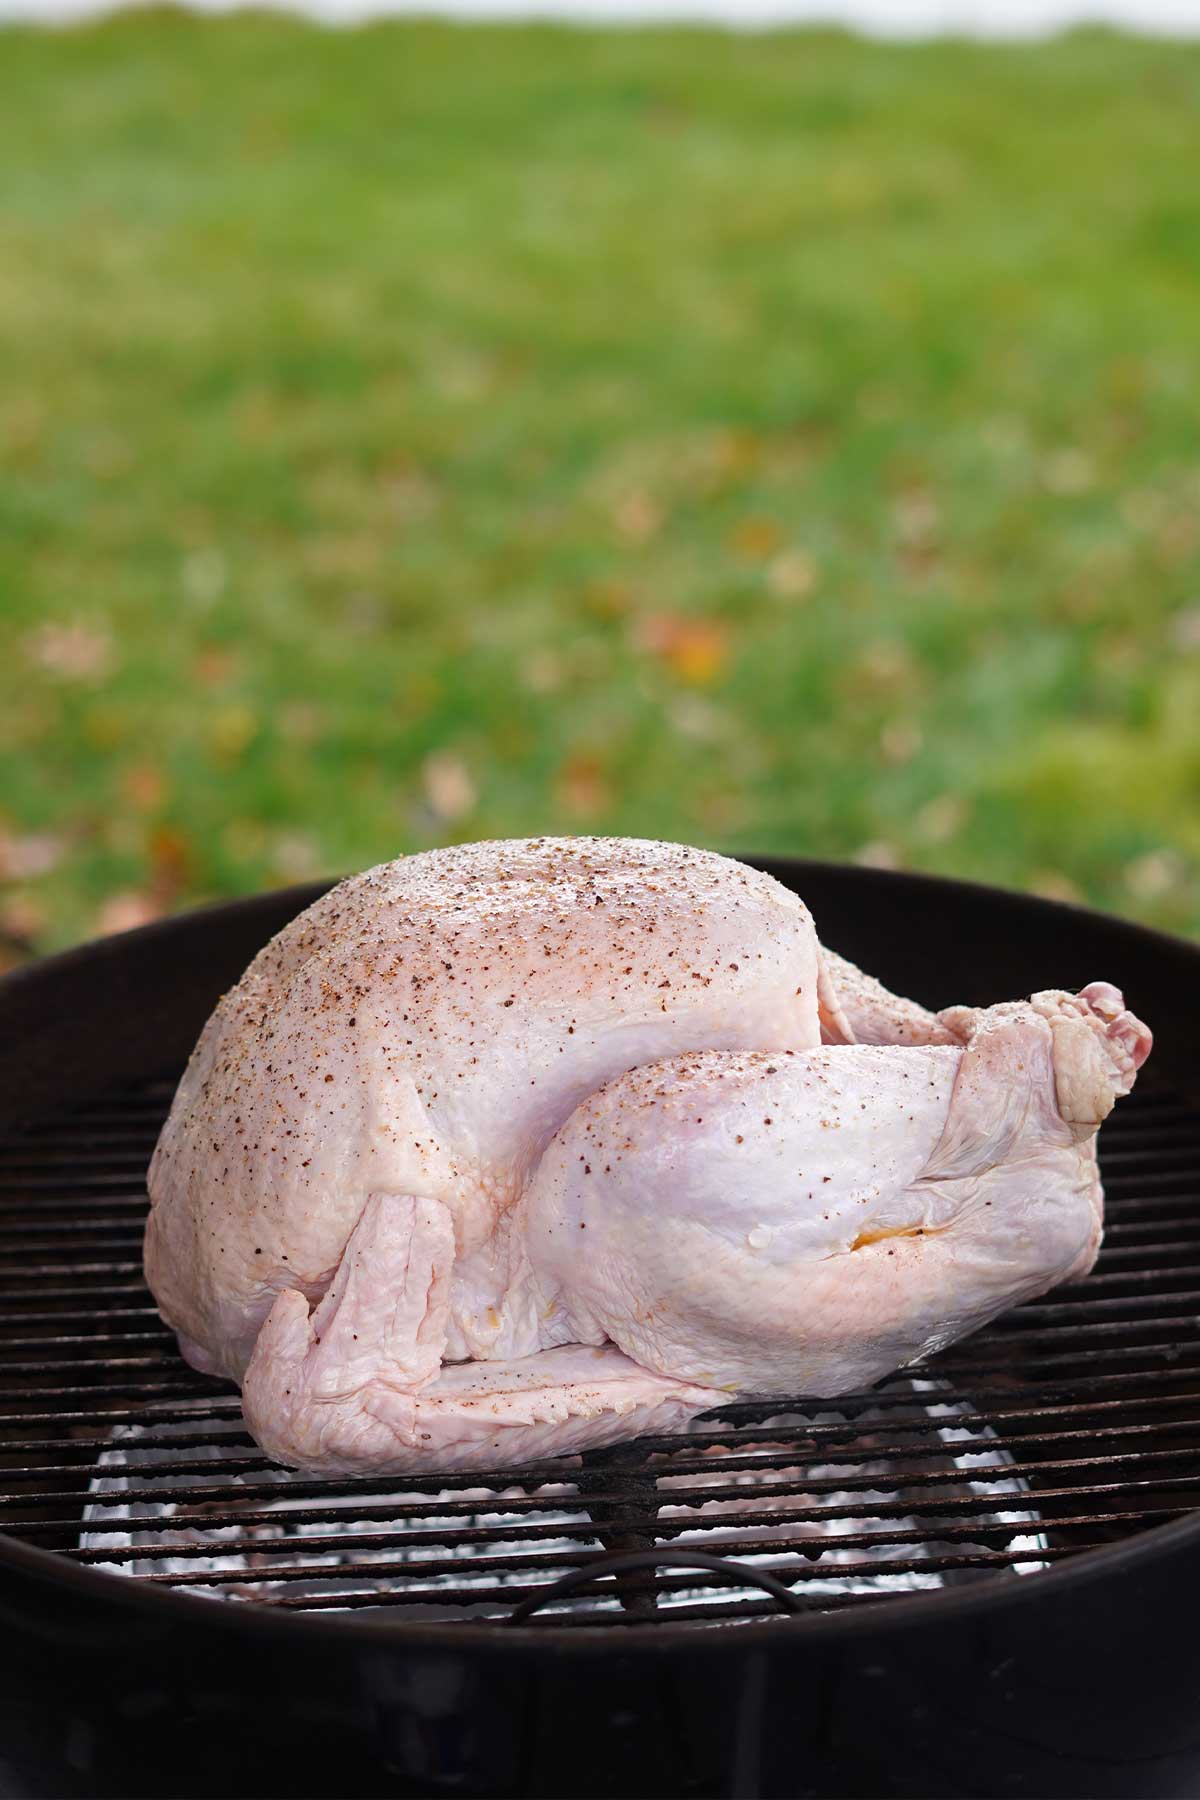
xmin=0 ymin=1079 xmax=1198 ymax=1627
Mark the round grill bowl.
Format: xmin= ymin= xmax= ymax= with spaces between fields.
xmin=0 ymin=860 xmax=1197 ymax=1800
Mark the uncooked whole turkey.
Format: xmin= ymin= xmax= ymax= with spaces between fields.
xmin=144 ymin=838 xmax=1151 ymax=1473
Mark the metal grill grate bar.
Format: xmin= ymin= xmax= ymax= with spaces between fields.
xmin=8 ymin=1410 xmax=1199 ymax=1494
xmin=31 ymin=1444 xmax=1200 ymax=1520
xmin=6 ymin=1363 xmax=1200 ymax=1441
xmin=0 ymin=1076 xmax=1196 ymax=1626
xmin=53 ymin=1517 xmax=1128 ymax=1563
xmin=77 ymin=1544 xmax=1098 ymax=1590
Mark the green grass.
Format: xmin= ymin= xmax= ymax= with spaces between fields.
xmin=1 ymin=14 xmax=1199 ymax=960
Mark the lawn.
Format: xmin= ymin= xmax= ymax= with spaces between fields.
xmin=0 ymin=14 xmax=1198 ymax=962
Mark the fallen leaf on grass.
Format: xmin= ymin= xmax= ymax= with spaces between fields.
xmin=224 ymin=819 xmax=267 ymax=863
xmin=272 ymin=834 xmax=323 ymax=880
xmin=96 ymin=891 xmax=162 ymax=936
xmin=0 ymin=830 xmax=64 ymax=881
xmin=1031 ymin=871 xmax=1084 ymax=905
xmin=1158 ymin=512 xmax=1200 ymax=565
xmin=697 ymin=789 xmax=749 ymax=833
xmin=842 ymin=639 xmax=921 ymax=703
xmin=728 ymin=517 xmax=782 ymax=561
xmin=612 ymin=491 xmax=662 ymax=543
xmin=382 ymin=464 xmax=439 ymax=523
xmin=766 ymin=550 xmax=817 ymax=600
xmin=148 ymin=824 xmax=194 ymax=900
xmin=667 ymin=696 xmax=724 ymax=742
xmin=24 ymin=620 xmax=115 ymax=683
xmin=705 ymin=429 xmax=761 ymax=487
xmin=892 ymin=492 xmax=940 ymax=548
xmin=422 ymin=753 xmax=477 ymax=823
xmin=0 ymin=895 xmax=46 ymax=950
xmin=583 ymin=580 xmax=632 ymax=622
xmin=915 ymin=794 xmax=970 ymax=846
xmin=556 ymin=753 xmax=611 ymax=820
xmin=854 ymin=841 xmax=902 ymax=871
xmin=1170 ymin=609 xmax=1200 ymax=652
xmin=879 ymin=720 xmax=922 ymax=766
xmin=279 ymin=701 xmax=324 ymax=744
xmin=1126 ymin=850 xmax=1185 ymax=902
xmin=122 ymin=764 xmax=167 ymax=812
xmin=194 ymin=646 xmax=238 ymax=686
xmin=633 ymin=615 xmax=730 ymax=687
xmin=521 ymin=650 xmax=565 ymax=695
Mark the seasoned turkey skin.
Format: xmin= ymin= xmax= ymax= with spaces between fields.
xmin=146 ymin=839 xmax=825 ymax=1379
xmin=144 ymin=838 xmax=1151 ymax=1474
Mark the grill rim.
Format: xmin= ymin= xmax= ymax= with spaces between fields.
xmin=1 ymin=857 xmax=1197 ymax=1650
xmin=5 ymin=1493 xmax=1200 ymax=1652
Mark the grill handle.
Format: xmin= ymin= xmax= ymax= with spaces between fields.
xmin=505 ymin=1547 xmax=806 ymax=1624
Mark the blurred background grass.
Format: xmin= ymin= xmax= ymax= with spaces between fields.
xmin=1 ymin=14 xmax=1198 ymax=961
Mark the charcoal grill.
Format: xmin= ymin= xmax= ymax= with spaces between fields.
xmin=0 ymin=860 xmax=1197 ymax=1800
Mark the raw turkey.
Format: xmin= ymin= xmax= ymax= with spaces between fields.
xmin=145 ymin=838 xmax=1152 ymax=1474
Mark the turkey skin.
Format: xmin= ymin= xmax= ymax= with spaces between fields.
xmin=144 ymin=838 xmax=1151 ymax=1474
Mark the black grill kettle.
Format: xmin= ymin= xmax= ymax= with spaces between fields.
xmin=0 ymin=861 xmax=1196 ymax=1800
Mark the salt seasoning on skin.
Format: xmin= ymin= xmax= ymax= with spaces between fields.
xmin=145 ymin=837 xmax=1150 ymax=1476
